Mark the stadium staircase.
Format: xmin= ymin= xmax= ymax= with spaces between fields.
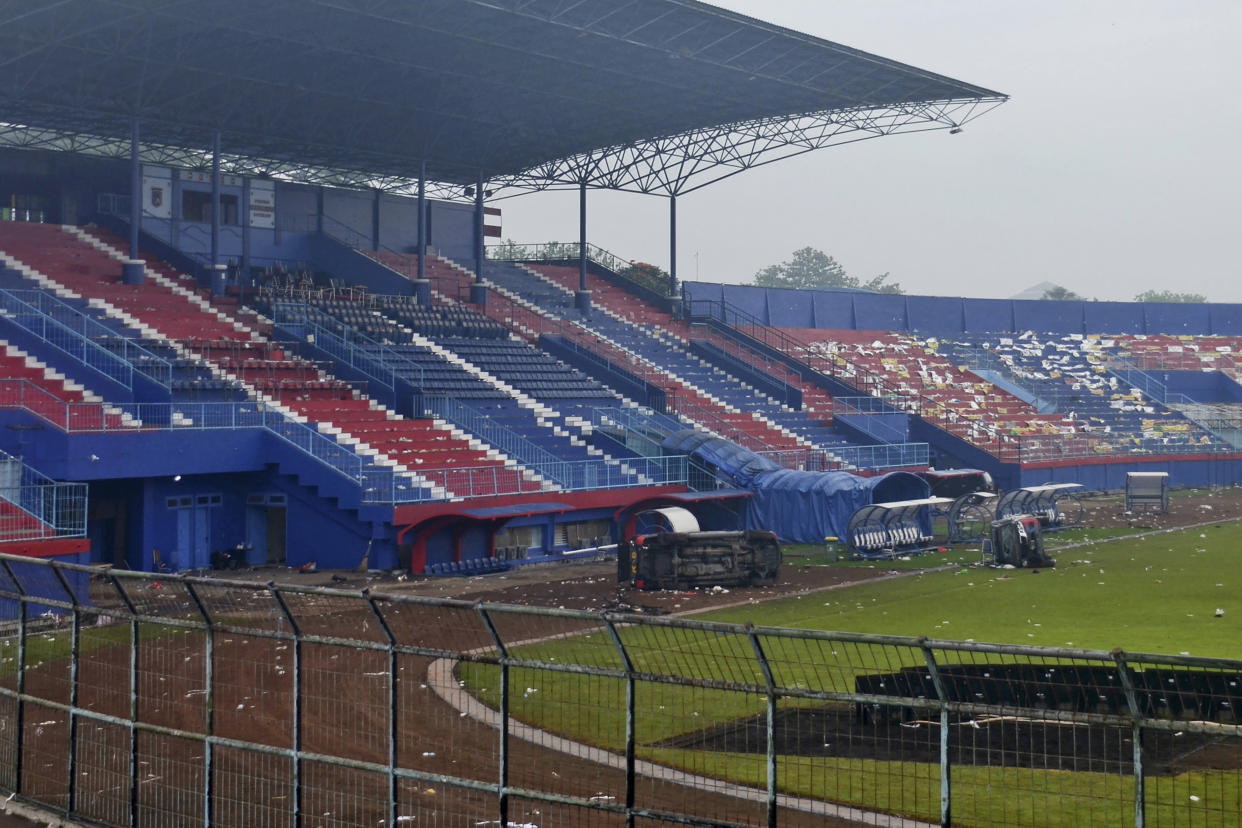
xmin=264 ymin=300 xmax=658 ymax=490
xmin=531 ymin=262 xmax=852 ymax=440
xmin=71 ymin=225 xmax=578 ymax=499
xmin=377 ymin=251 xmax=872 ymax=461
xmin=0 ymin=223 xmax=488 ymax=510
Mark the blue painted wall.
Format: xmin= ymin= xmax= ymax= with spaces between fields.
xmin=1159 ymin=371 xmax=1242 ymax=403
xmin=136 ymin=175 xmax=475 ymax=271
xmin=684 ymin=282 xmax=1242 ymax=337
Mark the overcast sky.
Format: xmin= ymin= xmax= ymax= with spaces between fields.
xmin=499 ymin=0 xmax=1242 ymax=302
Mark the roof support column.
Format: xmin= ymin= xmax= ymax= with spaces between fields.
xmin=575 ymin=181 xmax=591 ymax=313
xmin=669 ymin=193 xmax=677 ymax=297
xmin=241 ymin=176 xmax=251 ymax=304
xmin=128 ymin=120 xmax=140 ymax=260
xmin=371 ymin=189 xmax=381 ymax=252
xmin=122 ymin=119 xmax=144 ymax=285
xmin=415 ymin=160 xmax=430 ymax=306
xmin=470 ymin=172 xmax=487 ymax=307
xmin=209 ymin=130 xmax=226 ymax=297
xmin=211 ymin=130 xmax=221 ymax=268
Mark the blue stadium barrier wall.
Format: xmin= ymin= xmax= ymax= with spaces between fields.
xmin=1083 ymin=301 xmax=1146 ymax=334
xmin=1209 ymin=304 xmax=1242 ymax=334
xmin=906 ymin=296 xmax=966 ymax=336
xmin=852 ymin=293 xmax=908 ymax=331
xmin=811 ymin=291 xmax=855 ymax=328
xmin=1161 ymin=371 xmax=1242 ymax=403
xmin=683 ymin=282 xmax=1242 ymax=336
xmin=1020 ymin=456 xmax=1241 ymax=490
xmin=962 ymin=298 xmax=1014 ymax=333
xmin=765 ymin=289 xmax=815 ymax=328
xmin=1012 ymin=299 xmax=1083 ymax=334
xmin=1144 ymin=302 xmax=1213 ymax=334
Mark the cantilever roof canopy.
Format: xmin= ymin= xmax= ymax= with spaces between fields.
xmin=0 ymin=0 xmax=1006 ymax=197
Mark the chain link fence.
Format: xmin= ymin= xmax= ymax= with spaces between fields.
xmin=1 ymin=551 xmax=1239 ymax=827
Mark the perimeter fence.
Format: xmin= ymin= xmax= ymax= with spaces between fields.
xmin=1 ymin=552 xmax=1239 ymax=828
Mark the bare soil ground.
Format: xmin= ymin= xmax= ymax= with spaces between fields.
xmin=283 ymin=487 xmax=1242 ymax=616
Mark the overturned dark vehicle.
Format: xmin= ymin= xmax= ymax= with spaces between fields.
xmin=618 ymin=530 xmax=782 ymax=590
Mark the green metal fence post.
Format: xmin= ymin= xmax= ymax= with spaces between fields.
xmin=365 ymin=592 xmax=399 ymax=828
xmin=603 ymin=614 xmax=636 ymax=828
xmin=50 ymin=563 xmax=81 ymax=815
xmin=106 ymin=572 xmax=140 ymax=828
xmin=745 ymin=624 xmax=778 ymax=828
xmin=1113 ymin=649 xmax=1146 ymax=828
xmin=1 ymin=560 xmax=27 ymax=798
xmin=477 ymin=605 xmax=510 ymax=827
xmin=920 ymin=637 xmax=952 ymax=827
xmin=183 ymin=582 xmax=213 ymax=828
xmin=270 ymin=585 xmax=303 ymax=828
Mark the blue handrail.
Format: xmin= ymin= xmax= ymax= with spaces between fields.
xmin=0 ymin=289 xmax=174 ymax=389
xmin=423 ymin=396 xmax=563 ymax=467
xmin=0 ymin=447 xmax=87 ymax=538
xmin=271 ymin=302 xmax=417 ymax=390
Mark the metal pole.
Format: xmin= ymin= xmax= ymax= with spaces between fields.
xmin=211 ymin=130 xmax=221 ymax=268
xmin=106 ymin=573 xmax=140 ymax=828
xmin=184 ymin=583 xmax=214 ymax=828
xmin=474 ymin=172 xmax=485 ymax=283
xmin=129 ymin=119 xmax=141 ymax=260
xmin=745 ymin=625 xmax=778 ymax=828
xmin=579 ymin=181 xmax=587 ymax=293
xmin=372 ymin=189 xmax=381 ymax=252
xmin=417 ymin=160 xmax=427 ymax=283
xmin=270 ymin=586 xmax=303 ymax=827
xmin=668 ymin=194 xmax=677 ymax=296
xmin=920 ymin=638 xmax=952 ymax=827
xmin=241 ymin=176 xmax=251 ymax=279
xmin=603 ymin=616 xmax=636 ymax=828
xmin=1113 ymin=650 xmax=1146 ymax=828
xmin=51 ymin=565 xmax=82 ymax=815
xmin=366 ymin=595 xmax=399 ymax=828
xmin=2 ymin=560 xmax=28 ymax=797
xmin=477 ymin=606 xmax=509 ymax=827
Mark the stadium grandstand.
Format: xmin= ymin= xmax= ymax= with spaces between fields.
xmin=0 ymin=0 xmax=1238 ymax=582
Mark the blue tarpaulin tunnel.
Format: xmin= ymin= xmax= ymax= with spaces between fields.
xmin=662 ymin=429 xmax=930 ymax=543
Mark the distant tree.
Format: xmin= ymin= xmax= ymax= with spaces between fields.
xmin=488 ymin=238 xmax=529 ymax=260
xmin=752 ymin=247 xmax=903 ymax=293
xmin=1040 ymin=285 xmax=1083 ymax=301
xmin=620 ymin=261 xmax=673 ymax=295
xmin=1134 ymin=289 xmax=1208 ymax=303
xmin=863 ymin=272 xmax=904 ymax=295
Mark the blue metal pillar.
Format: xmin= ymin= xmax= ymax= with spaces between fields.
xmin=372 ymin=189 xmax=381 ymax=252
xmin=128 ymin=120 xmax=140 ymax=260
xmin=240 ymin=177 xmax=251 ymax=306
xmin=575 ymin=181 xmax=591 ymax=312
xmin=470 ymin=172 xmax=487 ymax=306
xmin=211 ymin=130 xmax=221 ymax=267
xmin=415 ymin=160 xmax=430 ymax=306
xmin=170 ymin=168 xmax=181 ymax=248
xmin=209 ymin=130 xmax=226 ymax=296
xmin=669 ymin=194 xmax=677 ymax=296
xmin=123 ymin=119 xmax=145 ymax=285
xmin=241 ymin=177 xmax=251 ymax=275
